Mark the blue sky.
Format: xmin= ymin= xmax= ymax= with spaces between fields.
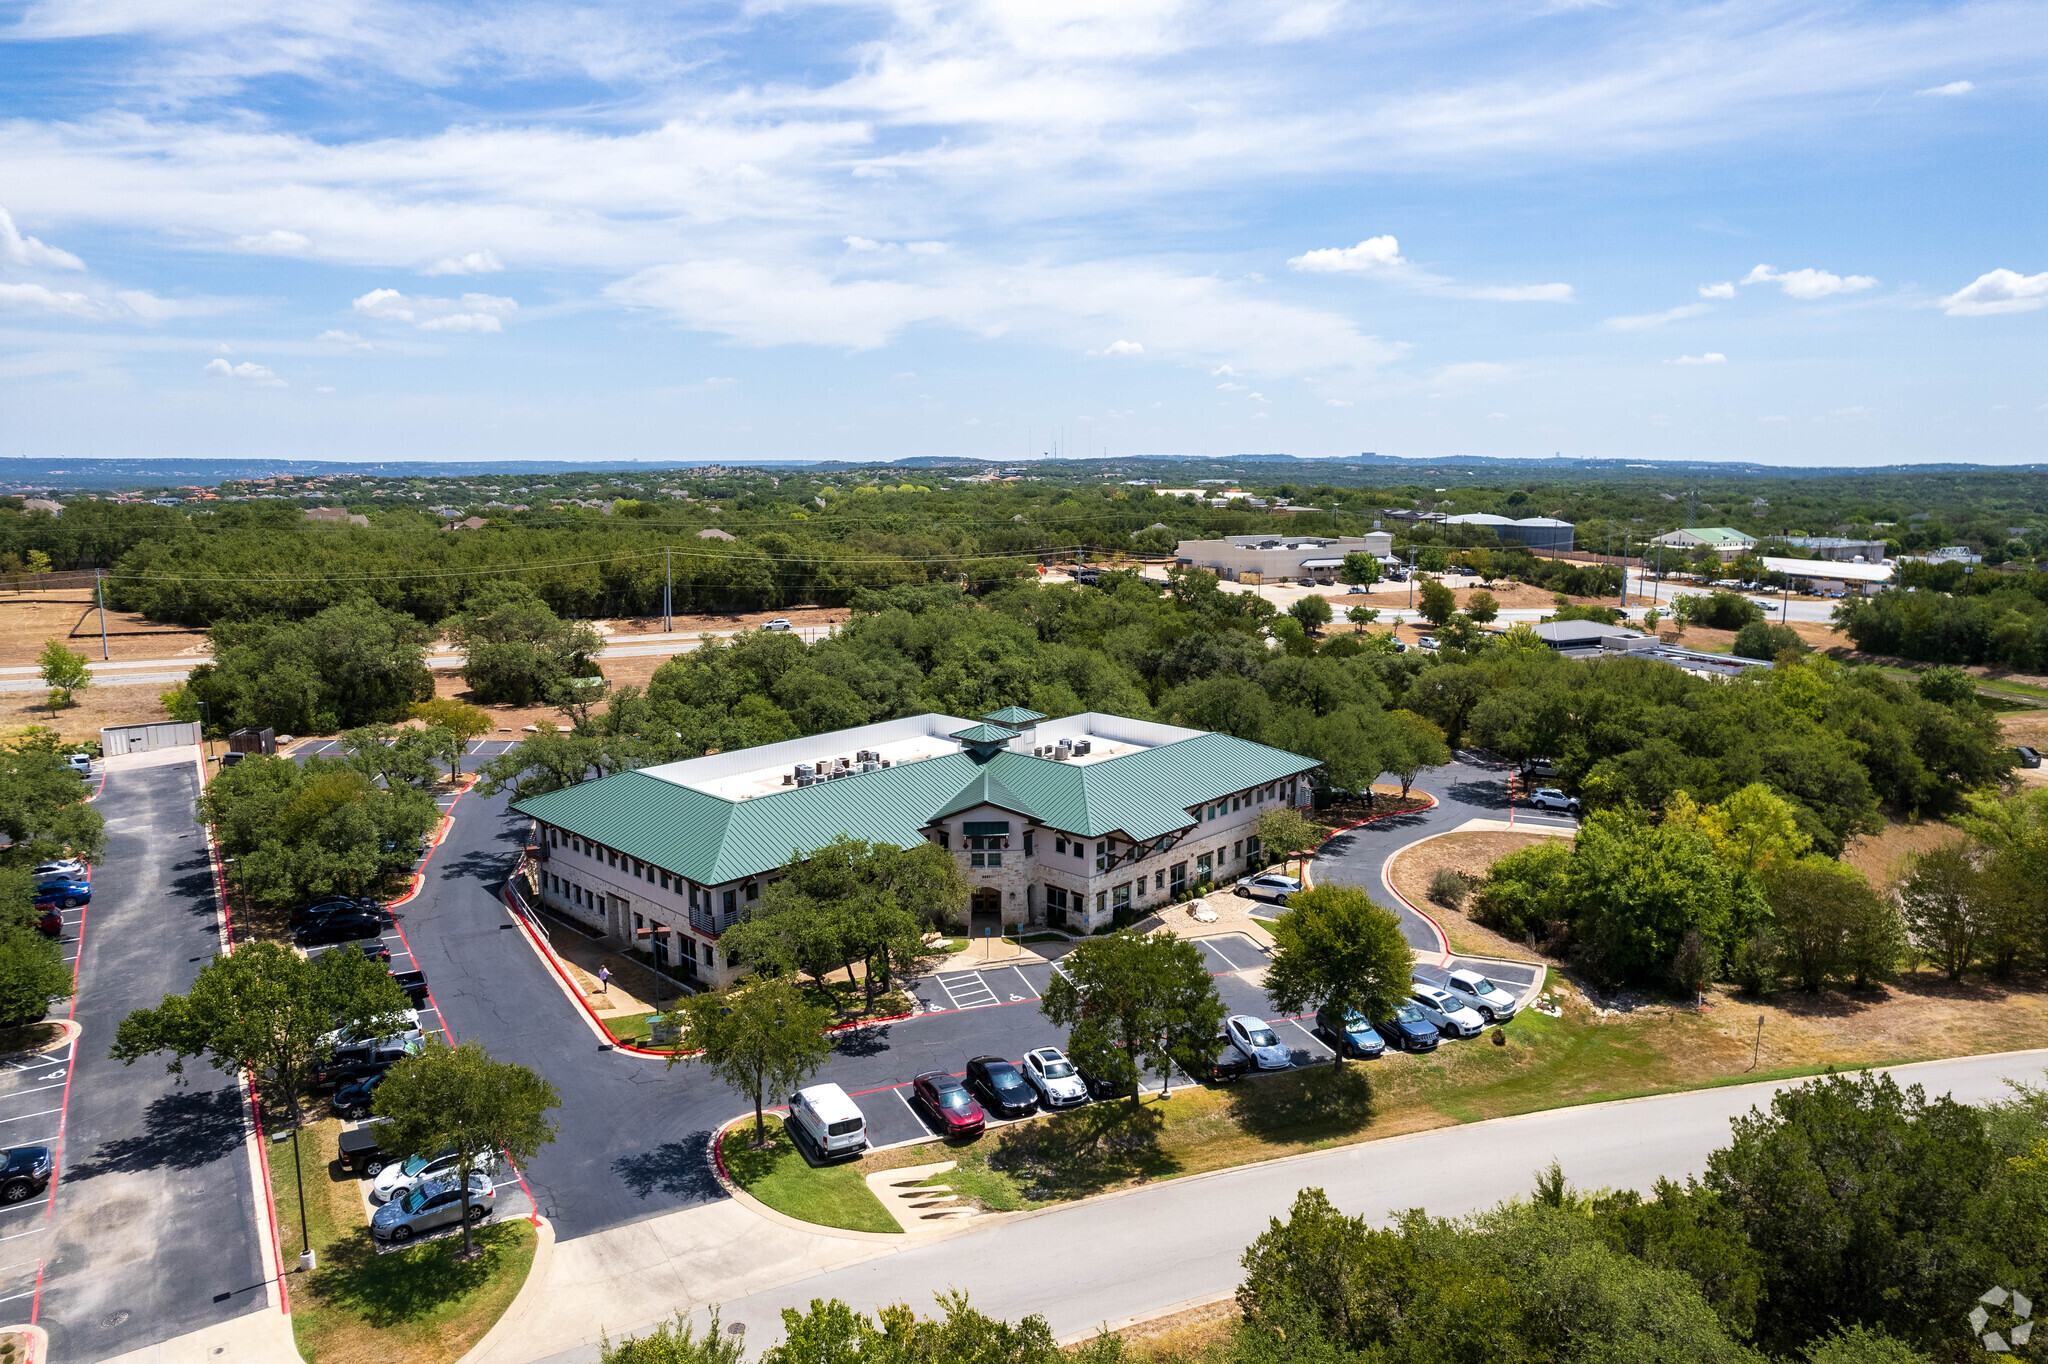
xmin=1 ymin=0 xmax=2044 ymax=466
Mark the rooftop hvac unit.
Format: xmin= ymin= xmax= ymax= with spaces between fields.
xmin=1073 ymin=738 xmax=1093 ymax=756
xmin=880 ymin=759 xmax=893 ymax=768
xmin=827 ymin=768 xmax=846 ymax=779
xmin=1054 ymin=747 xmax=1070 ymax=761
xmin=782 ymin=773 xmax=794 ymax=785
xmin=860 ymin=760 xmax=879 ymax=773
xmin=795 ymin=762 xmax=815 ymax=778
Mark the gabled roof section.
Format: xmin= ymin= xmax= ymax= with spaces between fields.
xmin=982 ymin=706 xmax=1047 ymax=725
xmin=948 ymin=723 xmax=1016 ymax=744
xmin=930 ymin=768 xmax=1041 ymax=823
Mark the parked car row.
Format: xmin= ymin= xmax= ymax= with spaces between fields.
xmin=1322 ymin=969 xmax=1524 ymax=1057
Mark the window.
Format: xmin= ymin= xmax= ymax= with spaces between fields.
xmin=1112 ymin=883 xmax=1131 ymax=913
xmin=1023 ymin=832 xmax=1033 ymax=856
xmin=1247 ymin=835 xmax=1261 ymax=857
xmin=722 ymin=889 xmax=736 ymax=915
xmin=633 ymin=912 xmax=644 ymax=933
xmin=746 ymin=882 xmax=759 ymax=901
xmin=1155 ymin=871 xmax=1164 ymax=890
xmin=1055 ymin=836 xmax=1066 ymax=854
xmin=633 ymin=859 xmax=643 ymax=876
xmin=933 ymin=830 xmax=950 ymax=849
xmin=1232 ymin=797 xmax=1240 ymax=813
xmin=1198 ymin=852 xmax=1213 ymax=877
xmin=659 ymin=871 xmax=670 ymax=891
xmin=1046 ymin=886 xmax=1068 ymax=911
xmin=702 ymin=941 xmax=713 ymax=965
xmin=1233 ymin=840 xmax=1242 ymax=860
xmin=987 ymin=852 xmax=1002 ymax=867
xmin=1170 ymin=862 xmax=1186 ymax=894
xmin=1074 ymin=842 xmax=1084 ymax=860
xmin=971 ymin=852 xmax=984 ymax=867
xmin=608 ymin=849 xmax=619 ymax=867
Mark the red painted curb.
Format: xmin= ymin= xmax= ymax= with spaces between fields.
xmin=500 ymin=876 xmax=688 ymax=1058
xmin=1297 ymin=792 xmax=1454 ymax=965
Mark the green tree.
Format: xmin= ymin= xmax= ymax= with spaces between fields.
xmin=1471 ymin=839 xmax=1572 ymax=941
xmin=184 ymin=598 xmax=433 ymax=734
xmin=1263 ymin=885 xmax=1414 ymax=1062
xmin=1417 ymin=578 xmax=1458 ymax=628
xmin=1733 ymin=620 xmax=1806 ymax=662
xmin=1344 ymin=604 xmax=1379 ymax=626
xmin=1288 ymin=594 xmax=1332 ymax=636
xmin=409 ymin=697 xmax=493 ymax=773
xmin=473 ymin=722 xmax=602 ymax=800
xmin=1555 ymin=810 xmax=1768 ymax=988
xmin=371 ymin=1038 xmax=561 ymax=1257
xmin=1761 ymin=856 xmax=1895 ymax=991
xmin=160 ymin=682 xmax=201 ymax=723
xmin=1464 ymin=589 xmax=1499 ymax=625
xmin=1705 ymin=1070 xmax=2029 ymax=1355
xmin=446 ymin=581 xmax=605 ymax=705
xmin=1038 ymin=930 xmax=1224 ymax=1107
xmin=199 ymin=755 xmax=441 ymax=907
xmin=37 ymin=638 xmax=91 ymax=710
xmin=759 ymin=1293 xmax=1091 ymax=1364
xmin=110 ymin=939 xmax=410 ymax=1110
xmin=672 ymin=976 xmax=833 ymax=1147
xmin=1382 ymin=711 xmax=1450 ymax=797
xmin=1338 ymin=552 xmax=1381 ymax=587
xmin=1896 ymin=841 xmax=1987 ymax=980
xmin=0 ymin=741 xmax=106 ymax=867
xmin=0 ymin=927 xmax=70 ymax=1027
xmin=1255 ymin=806 xmax=1321 ymax=877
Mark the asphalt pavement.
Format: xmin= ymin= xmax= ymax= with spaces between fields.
xmin=34 ymin=760 xmax=267 ymax=1361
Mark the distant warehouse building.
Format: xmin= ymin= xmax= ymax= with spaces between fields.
xmin=1175 ymin=533 xmax=1392 ymax=585
xmin=1439 ymin=514 xmax=1575 ymax=552
xmin=1758 ymin=556 xmax=1893 ymax=596
xmin=1779 ymin=536 xmax=1888 ymax=564
xmin=1649 ymin=527 xmax=1756 ymax=561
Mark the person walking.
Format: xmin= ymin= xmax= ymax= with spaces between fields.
xmin=597 ymin=965 xmax=612 ymax=996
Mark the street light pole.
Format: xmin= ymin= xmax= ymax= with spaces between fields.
xmin=292 ymin=1124 xmax=314 ymax=1270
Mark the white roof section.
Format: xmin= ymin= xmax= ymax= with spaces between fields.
xmin=643 ymin=710 xmax=1206 ymax=801
xmin=1760 ymin=556 xmax=1893 ymax=583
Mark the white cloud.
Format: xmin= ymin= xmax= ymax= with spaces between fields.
xmin=1698 ymin=281 xmax=1735 ymax=299
xmin=1742 ymin=264 xmax=1877 ymax=298
xmin=844 ymin=237 xmax=883 ymax=252
xmin=0 ymin=281 xmax=203 ymax=321
xmin=234 ymin=229 xmax=311 ymax=255
xmin=422 ymin=249 xmax=503 ymax=276
xmin=318 ymin=328 xmax=373 ymax=351
xmin=1432 ymin=361 xmax=1513 ymax=387
xmin=1325 ymin=398 xmax=1352 ymax=407
xmin=315 ymin=385 xmax=335 ymax=392
xmin=1216 ymin=381 xmax=1244 ymax=391
xmin=352 ymin=288 xmax=517 ymax=332
xmin=1604 ymin=303 xmax=1712 ymax=330
xmin=1672 ymin=352 xmax=1727 ymax=364
xmin=1098 ymin=339 xmax=1145 ymax=356
xmin=1939 ymin=268 xmax=2048 ymax=316
xmin=1288 ymin=234 xmax=1569 ymax=300
xmin=1250 ymin=411 xmax=1269 ymax=420
xmin=0 ymin=206 xmax=85 ymax=271
xmin=1246 ymin=391 xmax=1267 ymax=403
xmin=203 ymin=358 xmax=284 ymax=386
xmin=1919 ymin=80 xmax=1975 ymax=96
xmin=1289 ymin=235 xmax=1410 ymax=276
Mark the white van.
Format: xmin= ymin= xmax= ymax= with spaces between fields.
xmin=786 ymin=1083 xmax=866 ymax=1160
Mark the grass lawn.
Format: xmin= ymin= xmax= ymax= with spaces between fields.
xmin=602 ymin=1011 xmax=686 ymax=1050
xmin=269 ymin=1117 xmax=538 ymax=1364
xmin=720 ymin=1120 xmax=900 ymax=1234
xmin=857 ymin=982 xmax=1929 ymax=1211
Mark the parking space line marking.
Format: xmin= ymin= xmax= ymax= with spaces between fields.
xmin=0 ymin=1228 xmax=45 ymax=1244
xmin=1206 ymin=940 xmax=1248 ymax=971
xmin=892 ymin=1086 xmax=931 ymax=1132
xmin=0 ymin=1110 xmax=61 ymax=1126
xmin=1287 ymin=1019 xmax=1334 ymax=1056
xmin=1008 ymin=966 xmax=1038 ymax=999
xmin=0 ymin=1086 xmax=66 ymax=1101
xmin=0 ymin=1289 xmax=33 ymax=1307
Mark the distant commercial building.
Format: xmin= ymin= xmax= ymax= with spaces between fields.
xmin=1779 ymin=536 xmax=1887 ymax=564
xmin=1649 ymin=527 xmax=1757 ymax=561
xmin=304 ymin=507 xmax=369 ymax=527
xmin=1175 ymin=534 xmax=1392 ymax=585
xmin=1758 ymin=556 xmax=1893 ymax=596
xmin=20 ymin=498 xmax=62 ymax=516
xmin=1525 ymin=620 xmax=1773 ymax=679
xmin=1439 ymin=514 xmax=1576 ymax=552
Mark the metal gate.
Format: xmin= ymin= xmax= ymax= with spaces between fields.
xmin=100 ymin=721 xmax=201 ymax=756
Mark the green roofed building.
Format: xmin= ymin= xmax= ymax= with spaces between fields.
xmin=515 ymin=709 xmax=1320 ymax=987
xmin=1648 ymin=526 xmax=1758 ymax=561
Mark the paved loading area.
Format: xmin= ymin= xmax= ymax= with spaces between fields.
xmin=36 ymin=760 xmax=268 ymax=1362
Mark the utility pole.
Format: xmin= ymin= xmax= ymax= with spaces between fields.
xmin=293 ymin=1125 xmax=314 ymax=1270
xmin=95 ymin=568 xmax=108 ymax=660
xmin=664 ymin=548 xmax=672 ymax=632
xmin=1406 ymin=546 xmax=1417 ymax=613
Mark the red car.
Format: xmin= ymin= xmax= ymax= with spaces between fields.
xmin=35 ymin=909 xmax=61 ymax=939
xmin=911 ymin=1070 xmax=986 ymax=1138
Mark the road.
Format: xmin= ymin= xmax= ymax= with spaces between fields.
xmin=33 ymin=760 xmax=268 ymax=1361
xmin=611 ymin=1047 xmax=2047 ymax=1361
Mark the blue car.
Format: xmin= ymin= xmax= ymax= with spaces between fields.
xmin=1370 ymin=1002 xmax=1441 ymax=1054
xmin=1314 ymin=1005 xmax=1386 ymax=1059
xmin=32 ymin=879 xmax=89 ymax=910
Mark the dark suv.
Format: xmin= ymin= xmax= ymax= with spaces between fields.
xmin=1370 ymin=1002 xmax=1441 ymax=1054
xmin=311 ymin=1039 xmax=420 ymax=1091
xmin=290 ymin=897 xmax=384 ymax=931
xmin=1186 ymin=1031 xmax=1252 ymax=1084
xmin=0 ymin=1146 xmax=53 ymax=1203
xmin=296 ymin=913 xmax=389 ymax=948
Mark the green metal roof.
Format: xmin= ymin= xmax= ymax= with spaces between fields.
xmin=1677 ymin=527 xmax=1756 ymax=544
xmin=982 ymin=707 xmax=1048 ymax=725
xmin=948 ymin=723 xmax=1016 ymax=744
xmin=515 ymin=729 xmax=1319 ymax=885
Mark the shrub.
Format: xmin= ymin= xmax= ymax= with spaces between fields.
xmin=1427 ymin=868 xmax=1477 ymax=909
xmin=1733 ymin=621 xmax=1807 ymax=662
xmin=1472 ymin=840 xmax=1572 ymax=939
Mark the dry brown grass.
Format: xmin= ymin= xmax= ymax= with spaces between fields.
xmin=1086 ymin=1298 xmax=1238 ymax=1359
xmin=1386 ymin=830 xmax=1568 ymax=962
xmin=1840 ymin=818 xmax=1966 ymax=889
xmin=0 ymin=588 xmax=209 ymax=667
xmin=1 ymin=682 xmax=177 ymax=746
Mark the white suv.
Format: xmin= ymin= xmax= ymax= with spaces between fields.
xmin=1022 ymin=1047 xmax=1089 ymax=1108
xmin=1528 ymin=787 xmax=1581 ymax=815
xmin=1409 ymin=981 xmax=1485 ymax=1038
xmin=1442 ymin=968 xmax=1518 ymax=1022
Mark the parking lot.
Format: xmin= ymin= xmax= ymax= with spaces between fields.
xmin=0 ymin=1031 xmax=78 ymax=1317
